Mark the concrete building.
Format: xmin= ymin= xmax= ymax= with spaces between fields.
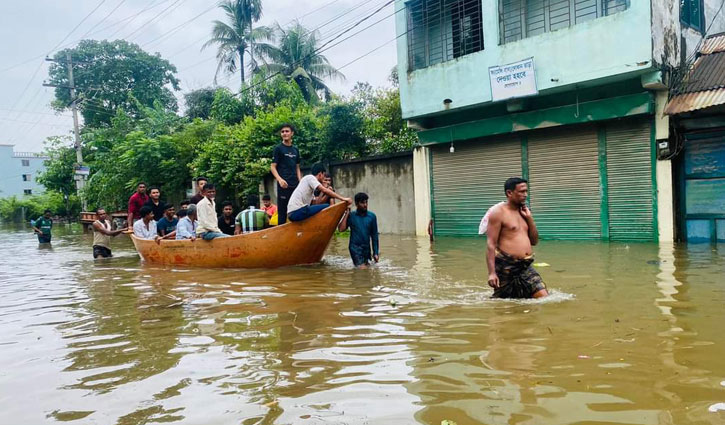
xmin=666 ymin=33 xmax=725 ymax=243
xmin=395 ymin=0 xmax=725 ymax=242
xmin=0 ymin=144 xmax=48 ymax=198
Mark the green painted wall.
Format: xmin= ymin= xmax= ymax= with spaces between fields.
xmin=394 ymin=0 xmax=654 ymax=120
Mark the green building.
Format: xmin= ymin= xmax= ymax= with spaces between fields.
xmin=396 ymin=0 xmax=723 ymax=242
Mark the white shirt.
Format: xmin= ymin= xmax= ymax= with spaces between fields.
xmin=196 ymin=197 xmax=221 ymax=234
xmin=175 ymin=217 xmax=197 ymax=239
xmin=287 ymin=175 xmax=321 ymax=214
xmin=133 ymin=219 xmax=157 ymax=239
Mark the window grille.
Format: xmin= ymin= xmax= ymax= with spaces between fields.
xmin=21 ymin=159 xmax=30 ymax=166
xmin=22 ymin=174 xmax=31 ymax=182
xmin=407 ymin=0 xmax=484 ymax=71
xmin=24 ymin=189 xmax=32 ymax=195
xmin=500 ymin=0 xmax=629 ymax=44
xmin=681 ymin=0 xmax=704 ymax=32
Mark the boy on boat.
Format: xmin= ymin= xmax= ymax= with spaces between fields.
xmin=143 ymin=187 xmax=165 ymax=222
xmin=176 ymin=206 xmax=197 ymax=241
xmin=486 ymin=177 xmax=548 ymax=299
xmin=261 ymin=194 xmax=278 ymax=225
xmin=338 ymin=193 xmax=380 ymax=268
xmin=92 ymin=208 xmax=127 ymax=258
xmin=133 ymin=206 xmax=161 ymax=243
xmin=270 ymin=123 xmax=302 ymax=225
xmin=190 ymin=177 xmax=208 ymax=205
xmin=31 ymin=209 xmax=53 ymax=244
xmin=157 ymin=204 xmax=178 ymax=238
xmin=218 ymin=201 xmax=236 ymax=236
xmin=196 ymin=184 xmax=229 ymax=240
xmin=287 ymin=164 xmax=351 ymax=222
xmin=235 ymin=194 xmax=269 ymax=234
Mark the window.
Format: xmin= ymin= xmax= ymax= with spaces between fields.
xmin=24 ymin=189 xmax=32 ymax=195
xmin=407 ymin=0 xmax=484 ymax=71
xmin=22 ymin=174 xmax=31 ymax=181
xmin=500 ymin=0 xmax=629 ymax=44
xmin=681 ymin=0 xmax=704 ymax=32
xmin=21 ymin=159 xmax=30 ymax=166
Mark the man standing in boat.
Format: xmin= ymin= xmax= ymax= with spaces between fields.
xmin=270 ymin=123 xmax=302 ymax=225
xmin=127 ymin=182 xmax=148 ymax=226
xmin=486 ymin=177 xmax=548 ymax=299
xmin=190 ymin=177 xmax=208 ymax=205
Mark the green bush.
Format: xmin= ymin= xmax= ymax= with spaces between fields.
xmin=0 ymin=191 xmax=81 ymax=223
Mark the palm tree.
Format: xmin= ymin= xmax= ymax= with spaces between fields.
xmin=254 ymin=22 xmax=345 ymax=102
xmin=202 ymin=0 xmax=271 ymax=85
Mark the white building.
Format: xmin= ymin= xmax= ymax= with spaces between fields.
xmin=0 ymin=144 xmax=48 ymax=198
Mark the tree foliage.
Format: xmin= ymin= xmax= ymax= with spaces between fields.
xmin=36 ymin=136 xmax=80 ymax=195
xmin=48 ymin=40 xmax=180 ymax=127
xmin=184 ymin=88 xmax=217 ymax=120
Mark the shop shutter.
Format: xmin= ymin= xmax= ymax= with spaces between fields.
xmin=528 ymin=125 xmax=601 ymax=239
xmin=606 ymin=120 xmax=654 ymax=241
xmin=431 ymin=137 xmax=522 ymax=236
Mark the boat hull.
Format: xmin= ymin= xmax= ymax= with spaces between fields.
xmin=130 ymin=202 xmax=347 ymax=268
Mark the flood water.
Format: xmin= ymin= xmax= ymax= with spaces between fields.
xmin=1 ymin=224 xmax=724 ymax=425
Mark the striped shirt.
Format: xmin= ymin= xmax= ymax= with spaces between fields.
xmin=235 ymin=207 xmax=268 ymax=234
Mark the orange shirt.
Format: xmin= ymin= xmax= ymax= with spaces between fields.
xmin=262 ymin=204 xmax=277 ymax=217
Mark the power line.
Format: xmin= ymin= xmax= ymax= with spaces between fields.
xmin=105 ymin=0 xmax=172 ymax=39
xmin=78 ymin=0 xmax=128 ymax=40
xmin=125 ymin=0 xmax=186 ymax=42
xmin=141 ymin=3 xmax=219 ymax=48
xmin=49 ymin=0 xmax=109 ymax=53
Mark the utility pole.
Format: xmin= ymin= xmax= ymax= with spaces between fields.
xmin=44 ymin=53 xmax=88 ymax=210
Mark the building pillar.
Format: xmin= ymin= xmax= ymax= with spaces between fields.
xmin=655 ymin=90 xmax=675 ymax=243
xmin=413 ymin=146 xmax=431 ymax=237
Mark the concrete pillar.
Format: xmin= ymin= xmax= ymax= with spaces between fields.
xmin=413 ymin=146 xmax=431 ymax=237
xmin=655 ymin=90 xmax=675 ymax=243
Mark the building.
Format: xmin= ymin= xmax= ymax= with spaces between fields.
xmin=0 ymin=144 xmax=48 ymax=198
xmin=395 ymin=0 xmax=725 ymax=242
xmin=666 ymin=33 xmax=725 ymax=243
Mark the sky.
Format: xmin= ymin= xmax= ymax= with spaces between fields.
xmin=0 ymin=0 xmax=399 ymax=152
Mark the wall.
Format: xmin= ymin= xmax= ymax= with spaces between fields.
xmin=0 ymin=145 xmax=47 ymax=198
xmin=395 ymin=0 xmax=654 ymax=120
xmin=262 ymin=153 xmax=416 ymax=234
xmin=329 ymin=153 xmax=415 ymax=234
xmin=652 ymin=0 xmax=681 ymax=68
xmin=682 ymin=1 xmax=725 ymax=59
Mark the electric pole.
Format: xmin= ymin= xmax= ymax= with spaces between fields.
xmin=44 ymin=53 xmax=88 ymax=210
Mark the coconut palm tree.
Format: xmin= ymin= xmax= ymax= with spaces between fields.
xmin=254 ymin=22 xmax=345 ymax=102
xmin=202 ymin=0 xmax=271 ymax=85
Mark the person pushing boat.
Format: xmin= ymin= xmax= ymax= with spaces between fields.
xmin=486 ymin=177 xmax=548 ymax=299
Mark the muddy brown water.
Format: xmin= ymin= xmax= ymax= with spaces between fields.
xmin=0 ymin=224 xmax=724 ymax=424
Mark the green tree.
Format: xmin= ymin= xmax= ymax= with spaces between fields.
xmin=184 ymin=88 xmax=217 ymax=120
xmin=210 ymin=88 xmax=249 ymax=125
xmin=320 ymin=101 xmax=367 ymax=161
xmin=352 ymin=82 xmax=417 ymax=154
xmin=203 ymin=0 xmax=272 ymax=85
xmin=36 ymin=136 xmax=79 ymax=196
xmin=256 ymin=22 xmax=344 ymax=102
xmin=48 ymin=40 xmax=180 ymax=127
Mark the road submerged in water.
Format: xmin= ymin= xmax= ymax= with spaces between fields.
xmin=0 ymin=224 xmax=724 ymax=424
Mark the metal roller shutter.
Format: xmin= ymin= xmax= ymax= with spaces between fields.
xmin=529 ymin=125 xmax=601 ymax=240
xmin=431 ymin=137 xmax=522 ymax=236
xmin=606 ymin=120 xmax=655 ymax=241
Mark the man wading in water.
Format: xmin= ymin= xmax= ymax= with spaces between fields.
xmin=486 ymin=177 xmax=548 ymax=299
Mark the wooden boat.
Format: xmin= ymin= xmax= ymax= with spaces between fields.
xmin=130 ymin=202 xmax=347 ymax=268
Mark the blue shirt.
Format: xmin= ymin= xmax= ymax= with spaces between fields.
xmin=347 ymin=210 xmax=379 ymax=256
xmin=157 ymin=216 xmax=178 ymax=236
xmin=175 ymin=217 xmax=197 ymax=240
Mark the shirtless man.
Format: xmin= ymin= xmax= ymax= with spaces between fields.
xmin=486 ymin=177 xmax=548 ymax=299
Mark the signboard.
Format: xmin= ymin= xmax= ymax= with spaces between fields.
xmin=489 ymin=57 xmax=538 ymax=102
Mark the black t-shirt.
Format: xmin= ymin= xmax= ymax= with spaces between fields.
xmin=272 ymin=143 xmax=301 ymax=187
xmin=143 ymin=199 xmax=166 ymax=222
xmin=218 ymin=215 xmax=236 ymax=235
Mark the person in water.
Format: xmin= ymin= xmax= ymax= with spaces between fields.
xmin=92 ymin=208 xmax=127 ymax=258
xmin=486 ymin=177 xmax=548 ymax=299
xmin=32 ymin=209 xmax=53 ymax=244
xmin=338 ymin=192 xmax=379 ymax=269
xmin=287 ymin=163 xmax=351 ymax=222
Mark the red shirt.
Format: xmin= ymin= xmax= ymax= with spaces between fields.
xmin=262 ymin=204 xmax=277 ymax=217
xmin=128 ymin=192 xmax=149 ymax=219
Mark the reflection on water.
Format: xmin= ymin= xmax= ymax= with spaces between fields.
xmin=0 ymin=224 xmax=724 ymax=424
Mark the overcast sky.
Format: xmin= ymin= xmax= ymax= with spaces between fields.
xmin=0 ymin=0 xmax=398 ymax=152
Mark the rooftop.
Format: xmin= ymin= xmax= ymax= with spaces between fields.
xmin=666 ymin=33 xmax=725 ymax=115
